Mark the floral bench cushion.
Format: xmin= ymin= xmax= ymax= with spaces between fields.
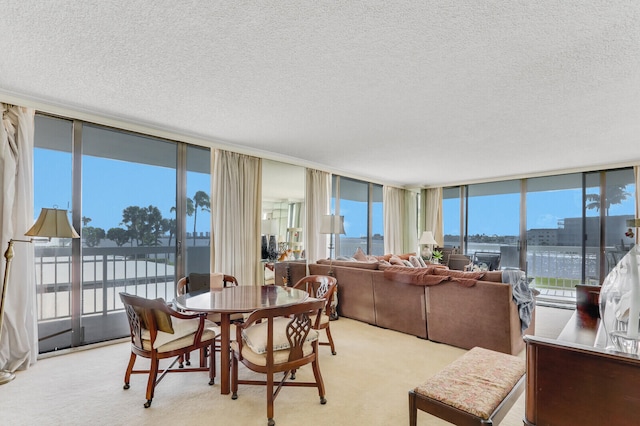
xmin=413 ymin=346 xmax=525 ymax=420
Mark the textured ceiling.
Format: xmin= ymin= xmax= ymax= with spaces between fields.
xmin=2 ymin=1 xmax=640 ymax=188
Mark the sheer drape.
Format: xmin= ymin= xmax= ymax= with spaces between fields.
xmin=211 ymin=150 xmax=262 ymax=285
xmin=384 ymin=186 xmax=419 ymax=254
xmin=0 ymin=104 xmax=37 ymax=372
xmin=421 ymin=187 xmax=443 ymax=245
xmin=383 ymin=186 xmax=404 ymax=254
xmin=305 ymin=169 xmax=331 ymax=263
xmin=403 ymin=190 xmax=418 ymax=254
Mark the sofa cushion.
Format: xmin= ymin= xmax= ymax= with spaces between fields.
xmin=432 ymin=268 xmax=488 ymax=286
xmin=383 ymin=266 xmax=450 ymax=286
xmin=316 ymin=259 xmax=379 ymax=270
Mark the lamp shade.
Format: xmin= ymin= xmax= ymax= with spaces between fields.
xmin=261 ymin=218 xmax=278 ymax=235
xmin=320 ymin=215 xmax=345 ymax=235
xmin=25 ymin=208 xmax=80 ymax=239
xmin=419 ymin=231 xmax=437 ymax=245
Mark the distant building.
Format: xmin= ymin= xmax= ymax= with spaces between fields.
xmin=527 ymin=228 xmax=558 ymax=246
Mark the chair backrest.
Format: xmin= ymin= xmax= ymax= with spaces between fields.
xmin=472 ymin=252 xmax=501 ymax=271
xmin=119 ymin=292 xmax=175 ymax=350
xmin=241 ymin=298 xmax=326 ymax=363
xmin=292 ymin=275 xmax=337 ymax=314
xmin=435 ymin=246 xmax=458 ymax=267
xmin=176 ymin=273 xmax=238 ymax=296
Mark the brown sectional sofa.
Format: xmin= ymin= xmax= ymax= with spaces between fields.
xmin=275 ymin=259 xmax=535 ymax=355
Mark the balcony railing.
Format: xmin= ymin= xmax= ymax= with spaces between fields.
xmin=33 ymin=243 xmax=626 ymax=322
xmin=35 ymin=245 xmax=176 ymax=321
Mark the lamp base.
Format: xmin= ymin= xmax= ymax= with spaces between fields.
xmin=0 ymin=369 xmax=15 ymax=385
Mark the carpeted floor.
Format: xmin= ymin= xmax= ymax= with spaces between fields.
xmin=0 ymin=305 xmax=573 ymax=426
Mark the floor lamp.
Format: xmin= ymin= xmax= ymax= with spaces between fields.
xmin=0 ymin=208 xmax=80 ymax=385
xmin=320 ymin=214 xmax=345 ymax=277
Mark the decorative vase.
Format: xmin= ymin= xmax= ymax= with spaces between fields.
xmin=599 ymin=244 xmax=640 ymax=355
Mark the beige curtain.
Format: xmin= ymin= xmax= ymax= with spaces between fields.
xmin=383 ymin=186 xmax=404 ymax=254
xmin=403 ymin=190 xmax=418 ymax=254
xmin=384 ymin=186 xmax=419 ymax=255
xmin=305 ymin=169 xmax=331 ymax=263
xmin=211 ymin=150 xmax=262 ymax=285
xmin=421 ymin=187 xmax=443 ymax=245
xmin=0 ymin=104 xmax=37 ymax=372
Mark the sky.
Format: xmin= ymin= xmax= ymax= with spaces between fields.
xmin=35 ymin=150 xmax=210 ymax=234
xmin=444 ymin=186 xmax=636 ymax=237
xmin=35 ymin=149 xmax=635 ymax=240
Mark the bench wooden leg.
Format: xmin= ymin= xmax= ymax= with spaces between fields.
xmin=409 ymin=391 xmax=417 ymax=426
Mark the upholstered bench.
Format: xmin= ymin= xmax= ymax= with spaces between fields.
xmin=409 ymin=346 xmax=525 ymax=426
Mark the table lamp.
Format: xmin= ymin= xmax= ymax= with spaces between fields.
xmin=419 ymin=231 xmax=438 ymax=260
xmin=1 ymin=208 xmax=80 ymax=385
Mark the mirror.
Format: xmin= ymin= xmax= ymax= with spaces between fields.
xmin=261 ymin=160 xmax=305 ymax=265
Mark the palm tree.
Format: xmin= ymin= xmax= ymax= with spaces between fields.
xmin=585 ymin=184 xmax=631 ymax=215
xmin=192 ymin=191 xmax=210 ymax=246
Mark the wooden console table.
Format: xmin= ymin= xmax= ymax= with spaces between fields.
xmin=524 ymin=306 xmax=640 ymax=425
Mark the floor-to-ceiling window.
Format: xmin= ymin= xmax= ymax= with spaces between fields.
xmin=442 ymin=167 xmax=635 ymax=296
xmin=185 ymin=145 xmax=212 ymax=274
xmin=331 ymin=176 xmax=383 ymax=256
xmin=442 ymin=187 xmax=462 ymax=249
xmin=371 ymin=184 xmax=384 ymax=255
xmin=34 ymin=114 xmax=210 ymax=352
xmin=527 ymin=174 xmax=589 ymax=288
xmin=466 ymin=180 xmax=520 ymax=267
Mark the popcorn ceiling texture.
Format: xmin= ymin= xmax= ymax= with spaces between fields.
xmin=1 ymin=1 xmax=639 ymax=187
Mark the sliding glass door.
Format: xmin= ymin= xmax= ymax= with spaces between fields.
xmin=34 ymin=114 xmax=210 ymax=352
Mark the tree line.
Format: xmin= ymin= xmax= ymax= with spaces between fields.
xmin=82 ymin=191 xmax=210 ymax=247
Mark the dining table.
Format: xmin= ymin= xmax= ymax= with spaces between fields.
xmin=174 ymin=284 xmax=309 ymax=395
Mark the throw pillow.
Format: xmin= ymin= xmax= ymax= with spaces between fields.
xmin=134 ymin=300 xmax=175 ymax=334
xmin=389 ymin=255 xmax=405 ymax=266
xmin=152 ymin=304 xmax=175 ymax=334
xmin=417 ymin=256 xmax=428 ymax=268
xmin=409 ymin=255 xmax=423 ymax=268
xmin=398 ymin=252 xmax=417 ymax=260
xmin=353 ymin=247 xmax=367 ymax=261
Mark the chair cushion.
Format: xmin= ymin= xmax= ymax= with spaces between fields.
xmin=231 ymin=340 xmax=315 ymax=366
xmin=142 ymin=318 xmax=217 ymax=349
xmin=144 ymin=324 xmax=219 ymax=353
xmin=242 ymin=317 xmax=319 ymax=354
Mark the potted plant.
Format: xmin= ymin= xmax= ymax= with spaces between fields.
xmin=432 ymin=249 xmax=444 ymax=264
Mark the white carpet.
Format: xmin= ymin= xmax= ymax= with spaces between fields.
xmin=0 ymin=306 xmax=570 ymax=426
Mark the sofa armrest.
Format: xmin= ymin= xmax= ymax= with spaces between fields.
xmin=426 ymin=280 xmax=529 ymax=355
